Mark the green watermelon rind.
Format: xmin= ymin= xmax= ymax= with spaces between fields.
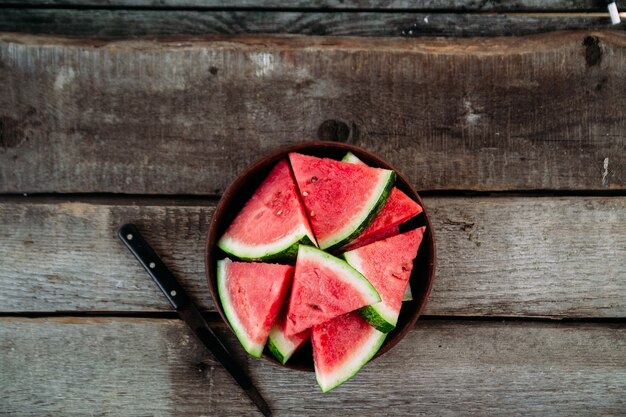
xmin=341 ymin=151 xmax=362 ymax=164
xmin=299 ymin=245 xmax=382 ymax=306
xmin=267 ymin=337 xmax=288 ymax=365
xmin=358 ymin=305 xmax=396 ymax=333
xmin=323 ymin=170 xmax=396 ymax=252
xmin=402 ymin=282 xmax=413 ymax=302
xmin=216 ymin=259 xmax=265 ymax=358
xmin=315 ymin=328 xmax=387 ymax=393
xmin=218 ymin=227 xmax=315 ymax=262
xmin=267 ymin=321 xmax=308 ymax=365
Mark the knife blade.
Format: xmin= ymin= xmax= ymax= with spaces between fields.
xmin=118 ymin=223 xmax=271 ymax=417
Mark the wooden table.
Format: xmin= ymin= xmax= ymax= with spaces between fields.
xmin=1 ymin=2 xmax=625 ymax=416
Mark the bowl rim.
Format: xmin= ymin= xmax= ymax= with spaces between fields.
xmin=205 ymin=140 xmax=436 ymax=371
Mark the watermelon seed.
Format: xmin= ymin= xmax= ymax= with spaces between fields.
xmin=311 ymin=176 xmax=317 ymax=183
xmin=277 ymin=210 xmax=283 ymax=215
xmin=310 ymin=211 xmax=315 ymax=217
xmin=302 ymin=191 xmax=308 ymax=196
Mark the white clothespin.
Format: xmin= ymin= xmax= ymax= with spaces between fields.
xmin=606 ymin=0 xmax=621 ymax=25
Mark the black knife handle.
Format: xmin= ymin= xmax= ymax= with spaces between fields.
xmin=118 ymin=223 xmax=188 ymax=310
xmin=118 ymin=223 xmax=272 ymax=417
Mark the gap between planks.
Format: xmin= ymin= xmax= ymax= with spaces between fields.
xmin=3 ymin=188 xmax=626 ymax=203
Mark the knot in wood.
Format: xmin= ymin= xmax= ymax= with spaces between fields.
xmin=317 ymin=119 xmax=350 ymax=142
xmin=583 ymin=36 xmax=602 ymax=67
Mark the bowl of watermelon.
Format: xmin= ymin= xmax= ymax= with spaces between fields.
xmin=206 ymin=141 xmax=435 ymax=392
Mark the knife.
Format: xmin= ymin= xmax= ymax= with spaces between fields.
xmin=118 ymin=223 xmax=272 ymax=417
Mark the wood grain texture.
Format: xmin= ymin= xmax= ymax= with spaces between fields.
xmin=1 ymin=317 xmax=624 ymax=416
xmin=1 ymin=196 xmax=624 ymax=317
xmin=1 ymin=32 xmax=624 ymax=194
xmin=0 ymin=0 xmax=603 ymax=10
xmin=0 ymin=9 xmax=623 ymax=38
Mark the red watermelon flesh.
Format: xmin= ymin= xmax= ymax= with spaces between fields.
xmin=217 ymin=259 xmax=294 ymax=357
xmin=312 ymin=311 xmax=386 ymax=392
xmin=345 ymin=188 xmax=422 ymax=250
xmin=343 ymin=227 xmax=425 ymax=333
xmin=267 ymin=306 xmax=311 ymax=365
xmin=288 ymin=153 xmax=395 ymax=250
xmin=284 ymin=245 xmax=381 ymax=337
xmin=344 ymin=225 xmax=400 ymax=252
xmin=341 ymin=153 xmax=422 ymax=252
xmin=218 ymin=159 xmax=316 ymax=261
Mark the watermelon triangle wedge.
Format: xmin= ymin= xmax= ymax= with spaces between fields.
xmin=284 ymin=245 xmax=381 ymax=336
xmin=312 ymin=311 xmax=386 ymax=393
xmin=343 ymin=227 xmax=425 ymax=333
xmin=267 ymin=306 xmax=311 ymax=365
xmin=289 ymin=153 xmax=395 ymax=251
xmin=217 ymin=259 xmax=294 ymax=357
xmin=218 ymin=159 xmax=316 ymax=261
xmin=340 ymin=152 xmax=423 ymax=252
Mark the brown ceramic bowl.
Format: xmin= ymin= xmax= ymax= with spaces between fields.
xmin=206 ymin=141 xmax=436 ymax=371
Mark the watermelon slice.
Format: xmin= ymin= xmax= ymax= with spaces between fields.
xmin=312 ymin=311 xmax=386 ymax=393
xmin=217 ymin=259 xmax=294 ymax=357
xmin=343 ymin=227 xmax=425 ymax=333
xmin=341 ymin=152 xmax=423 ymax=252
xmin=284 ymin=245 xmax=381 ymax=336
xmin=218 ymin=159 xmax=316 ymax=261
xmin=289 ymin=153 xmax=395 ymax=250
xmin=267 ymin=307 xmax=310 ymax=365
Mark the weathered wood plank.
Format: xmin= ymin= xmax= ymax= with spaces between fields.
xmin=0 ymin=0 xmax=603 ymax=10
xmin=1 ymin=196 xmax=624 ymax=317
xmin=0 ymin=9 xmax=622 ymax=38
xmin=1 ymin=33 xmax=624 ymax=194
xmin=1 ymin=318 xmax=624 ymax=416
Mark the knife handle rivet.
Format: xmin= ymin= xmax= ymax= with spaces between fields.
xmin=170 ymin=290 xmax=177 ymax=296
xmin=126 ymin=234 xmax=133 ymax=240
xmin=149 ymin=262 xmax=156 ymax=269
